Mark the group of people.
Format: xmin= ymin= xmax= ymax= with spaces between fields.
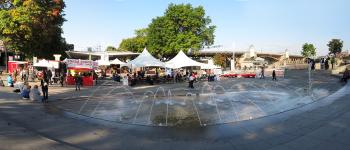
xmin=257 ymin=66 xmax=277 ymax=81
xmin=6 ymin=69 xmax=51 ymax=102
xmin=19 ymin=83 xmax=42 ymax=101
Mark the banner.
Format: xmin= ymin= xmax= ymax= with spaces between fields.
xmin=66 ymin=59 xmax=98 ymax=69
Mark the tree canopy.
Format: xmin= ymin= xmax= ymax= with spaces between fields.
xmin=327 ymin=39 xmax=343 ymax=56
xmin=118 ymin=3 xmax=216 ymax=58
xmin=118 ymin=28 xmax=147 ymax=53
xmin=106 ymin=46 xmax=117 ymax=51
xmin=301 ymin=43 xmax=316 ymax=58
xmin=0 ymin=0 xmax=72 ymax=59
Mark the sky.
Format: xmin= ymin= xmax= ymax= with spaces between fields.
xmin=62 ymin=0 xmax=350 ymax=56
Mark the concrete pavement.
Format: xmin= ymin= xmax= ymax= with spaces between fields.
xmin=0 ymin=76 xmax=349 ymax=149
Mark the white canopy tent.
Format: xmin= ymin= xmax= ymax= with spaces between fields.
xmin=97 ymin=59 xmax=111 ymax=66
xmin=201 ymin=63 xmax=221 ymax=70
xmin=110 ymin=58 xmax=125 ymax=65
xmin=165 ymin=50 xmax=203 ymax=69
xmin=33 ymin=59 xmax=53 ymax=68
xmin=125 ymin=48 xmax=165 ymax=68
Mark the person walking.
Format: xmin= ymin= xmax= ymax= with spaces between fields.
xmin=260 ymin=66 xmax=265 ymax=79
xmin=74 ymin=73 xmax=82 ymax=91
xmin=188 ymin=73 xmax=195 ymax=89
xmin=272 ymin=70 xmax=277 ymax=81
xmin=47 ymin=70 xmax=53 ymax=85
xmin=41 ymin=79 xmax=48 ymax=103
xmin=59 ymin=73 xmax=65 ymax=87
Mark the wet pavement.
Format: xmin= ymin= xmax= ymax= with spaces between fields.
xmin=0 ymin=70 xmax=350 ymax=150
xmin=50 ymin=70 xmax=343 ymax=127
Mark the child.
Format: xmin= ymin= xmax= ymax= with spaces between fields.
xmin=21 ymin=85 xmax=31 ymax=99
xmin=30 ymin=85 xmax=41 ymax=102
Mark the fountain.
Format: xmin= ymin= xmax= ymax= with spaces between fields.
xmin=51 ymin=69 xmax=342 ymax=127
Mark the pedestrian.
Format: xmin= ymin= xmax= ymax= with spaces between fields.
xmin=341 ymin=68 xmax=349 ymax=83
xmin=93 ymin=71 xmax=98 ymax=85
xmin=30 ymin=85 xmax=41 ymax=102
xmin=325 ymin=58 xmax=329 ymax=70
xmin=59 ymin=73 xmax=65 ymax=87
xmin=272 ymin=70 xmax=277 ymax=81
xmin=0 ymin=76 xmax=4 ymax=87
xmin=41 ymin=79 xmax=48 ymax=102
xmin=47 ymin=70 xmax=53 ymax=85
xmin=188 ymin=73 xmax=195 ymax=89
xmin=123 ymin=74 xmax=129 ymax=86
xmin=74 ymin=73 xmax=82 ymax=91
xmin=20 ymin=69 xmax=24 ymax=81
xmin=260 ymin=66 xmax=265 ymax=79
xmin=7 ymin=74 xmax=14 ymax=87
xmin=29 ymin=67 xmax=34 ymax=82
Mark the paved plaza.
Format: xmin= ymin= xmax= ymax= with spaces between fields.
xmin=0 ymin=70 xmax=350 ymax=150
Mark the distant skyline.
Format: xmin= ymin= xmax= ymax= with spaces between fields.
xmin=62 ymin=0 xmax=350 ymax=56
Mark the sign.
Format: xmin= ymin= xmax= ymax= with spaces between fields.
xmin=65 ymin=59 xmax=98 ymax=69
xmin=48 ymin=61 xmax=59 ymax=69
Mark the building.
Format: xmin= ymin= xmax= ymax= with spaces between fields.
xmin=65 ymin=51 xmax=139 ymax=62
xmin=196 ymin=45 xmax=306 ymax=70
xmin=65 ymin=45 xmax=306 ymax=70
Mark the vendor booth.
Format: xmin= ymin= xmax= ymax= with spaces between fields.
xmin=64 ymin=59 xmax=98 ymax=86
xmin=33 ymin=59 xmax=62 ymax=82
xmin=8 ymin=61 xmax=28 ymax=74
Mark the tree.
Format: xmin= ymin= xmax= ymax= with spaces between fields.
xmin=87 ymin=47 xmax=93 ymax=52
xmin=106 ymin=46 xmax=117 ymax=51
xmin=213 ymin=54 xmax=227 ymax=68
xmin=118 ymin=3 xmax=216 ymax=58
xmin=301 ymin=43 xmax=316 ymax=58
xmin=327 ymin=39 xmax=343 ymax=56
xmin=147 ymin=3 xmax=216 ymax=57
xmin=0 ymin=0 xmax=71 ymax=59
xmin=118 ymin=28 xmax=147 ymax=53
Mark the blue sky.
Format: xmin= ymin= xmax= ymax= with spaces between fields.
xmin=62 ymin=0 xmax=350 ymax=55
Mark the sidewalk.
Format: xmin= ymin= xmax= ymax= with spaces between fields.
xmin=0 ymin=83 xmax=349 ymax=149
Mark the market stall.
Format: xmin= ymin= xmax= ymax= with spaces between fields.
xmin=64 ymin=59 xmax=98 ymax=86
xmin=7 ymin=61 xmax=28 ymax=74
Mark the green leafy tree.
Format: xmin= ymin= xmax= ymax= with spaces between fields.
xmin=118 ymin=28 xmax=147 ymax=53
xmin=118 ymin=3 xmax=216 ymax=58
xmin=0 ymin=0 xmax=71 ymax=59
xmin=301 ymin=43 xmax=316 ymax=58
xmin=327 ymin=39 xmax=343 ymax=56
xmin=106 ymin=46 xmax=117 ymax=51
xmin=147 ymin=3 xmax=215 ymax=57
